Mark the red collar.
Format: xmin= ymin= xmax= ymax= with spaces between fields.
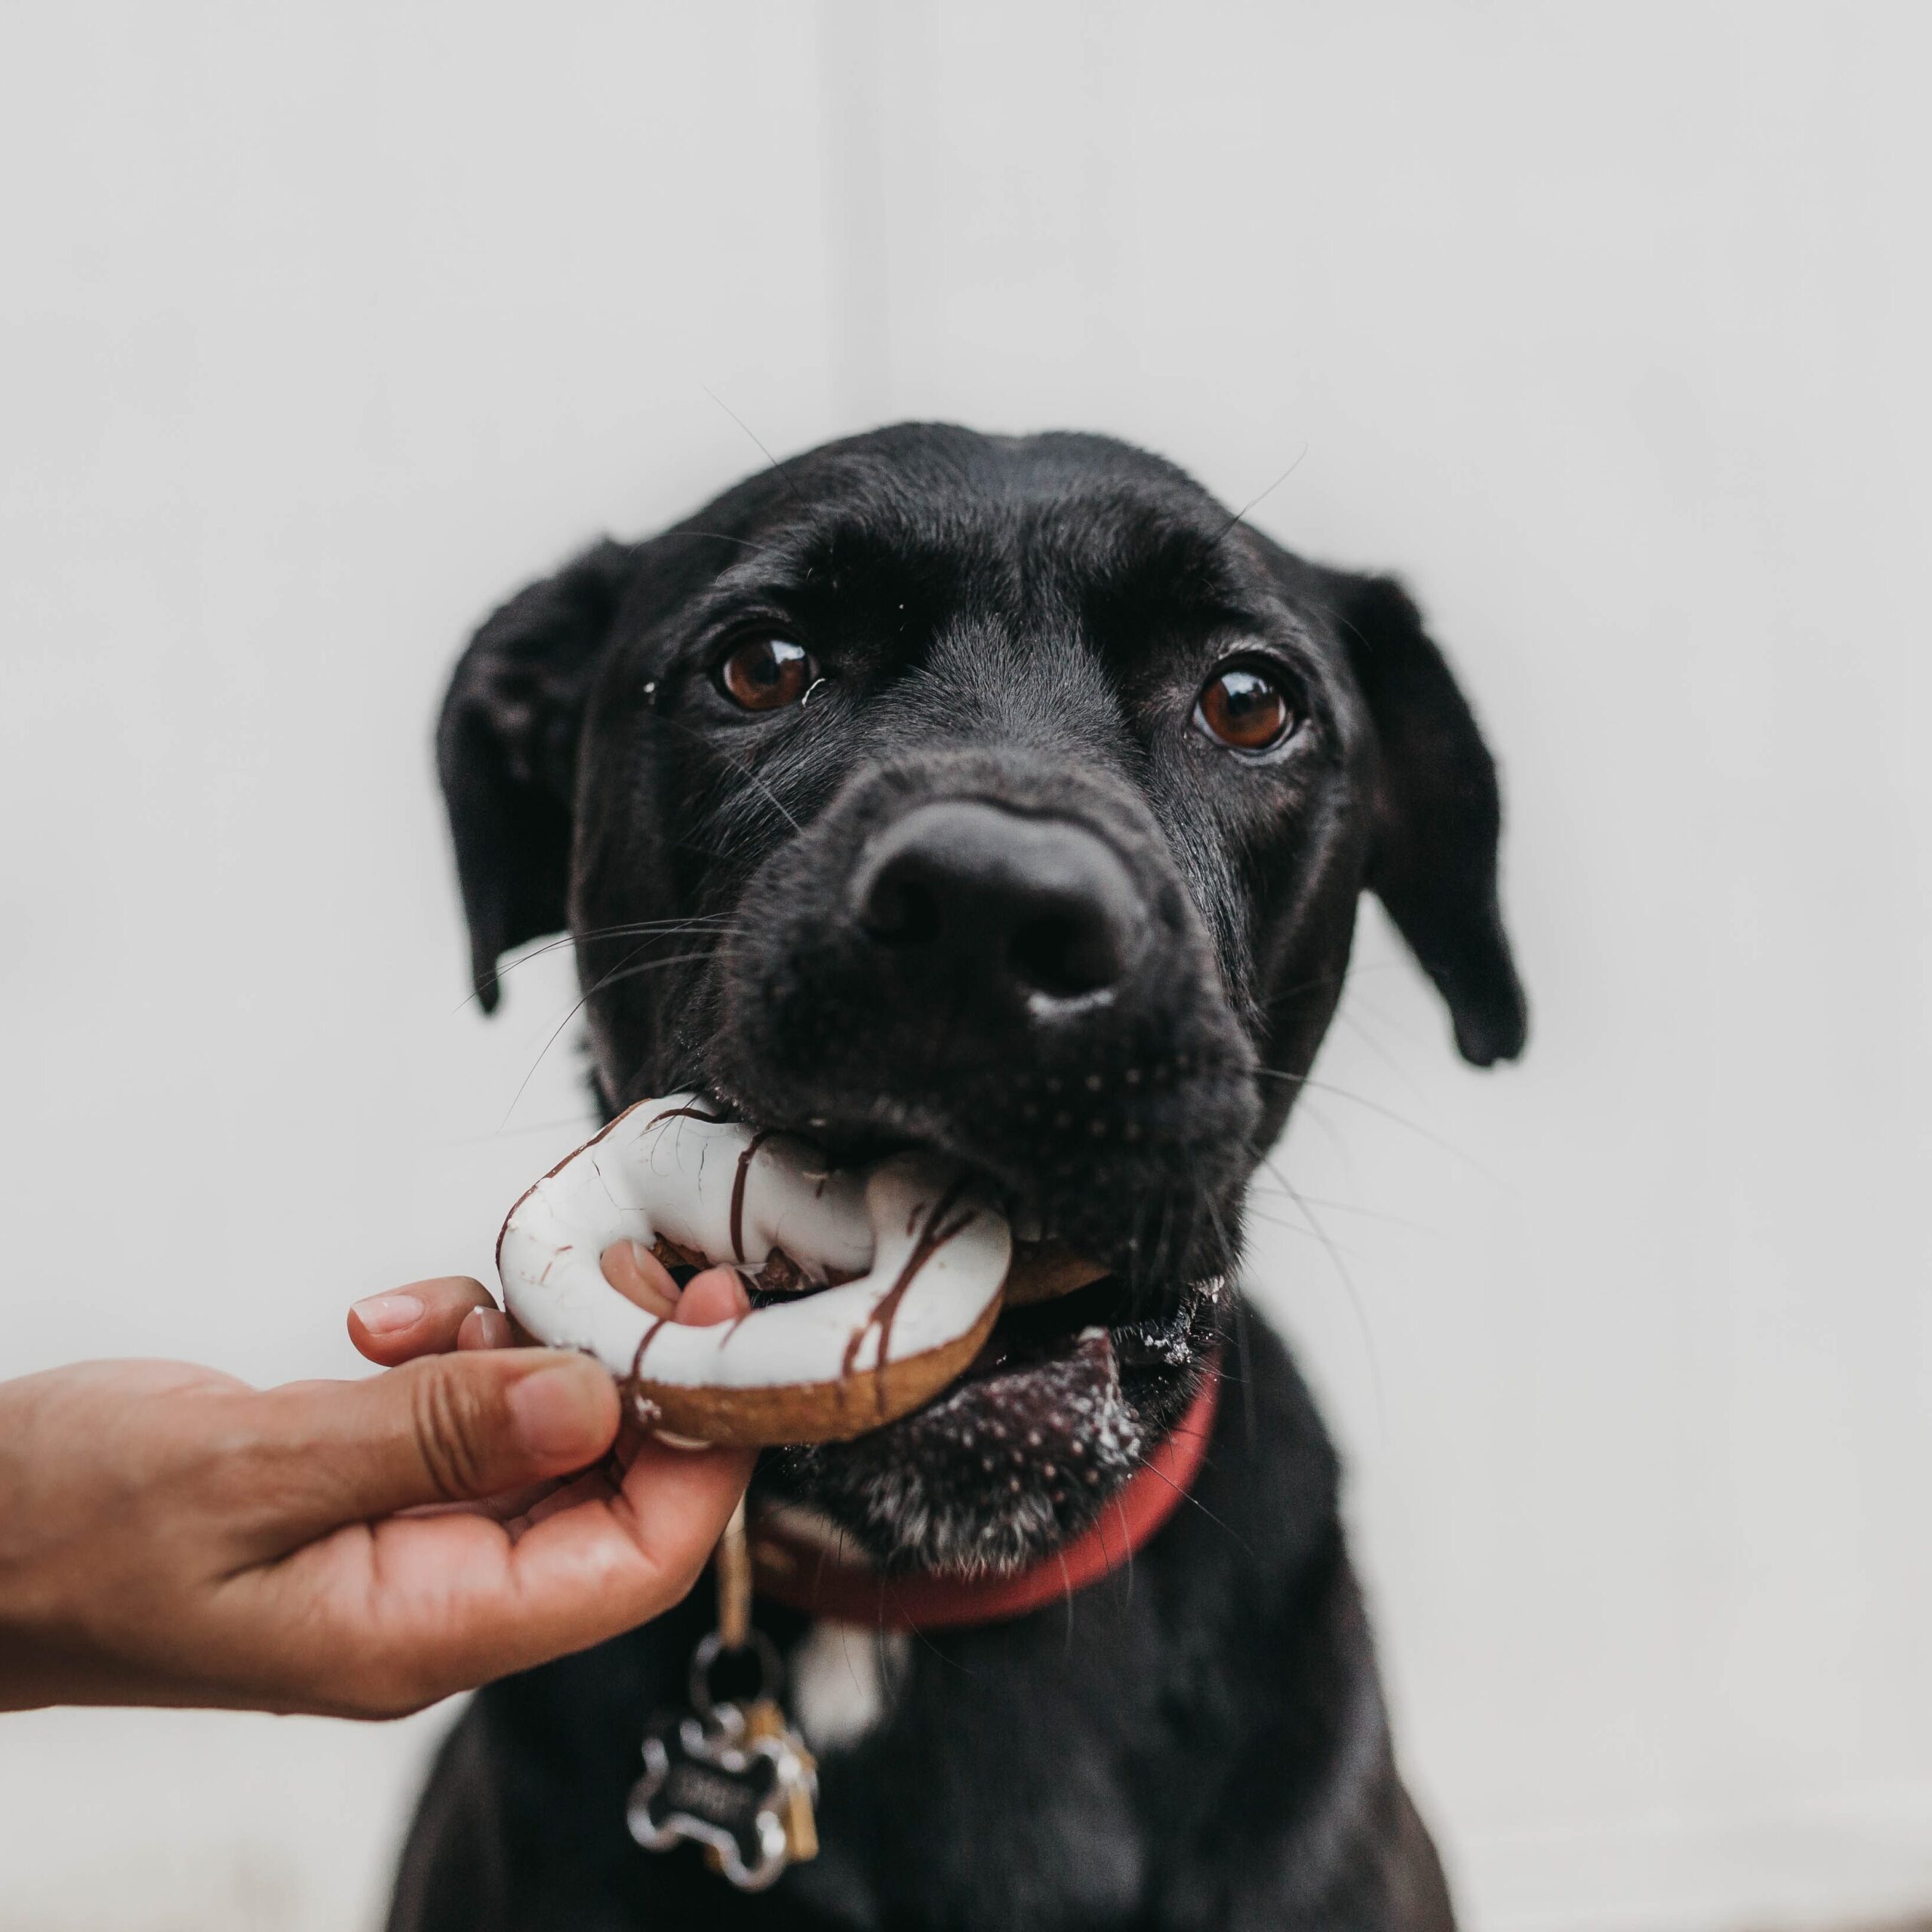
xmin=746 ymin=1360 xmax=1221 ymax=1632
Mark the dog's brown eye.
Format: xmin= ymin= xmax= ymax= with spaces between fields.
xmin=717 ymin=635 xmax=815 ymax=712
xmin=1195 ymin=664 xmax=1295 ymax=752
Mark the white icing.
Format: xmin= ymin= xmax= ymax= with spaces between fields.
xmin=497 ymin=1095 xmax=1011 ymax=1397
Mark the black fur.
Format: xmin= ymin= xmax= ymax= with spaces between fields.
xmin=408 ymin=425 xmax=1524 ymax=1930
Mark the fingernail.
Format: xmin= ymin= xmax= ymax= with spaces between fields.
xmin=600 ymin=1239 xmax=681 ymax=1312
xmin=458 ymin=1308 xmax=513 ymax=1351
xmin=352 ymin=1292 xmax=424 ymax=1337
xmin=674 ymin=1265 xmax=752 ymax=1326
xmin=506 ymin=1359 xmax=607 ymax=1460
xmin=625 ymin=1240 xmax=682 ymax=1302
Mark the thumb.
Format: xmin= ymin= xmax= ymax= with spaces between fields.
xmin=248 ymin=1349 xmax=621 ymax=1543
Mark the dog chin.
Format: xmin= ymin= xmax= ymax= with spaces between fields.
xmin=756 ymin=1278 xmax=1226 ymax=1577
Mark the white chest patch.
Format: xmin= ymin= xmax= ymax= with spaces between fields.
xmin=788 ymin=1619 xmax=909 ymax=1755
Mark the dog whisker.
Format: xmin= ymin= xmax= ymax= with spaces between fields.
xmin=656 ymin=712 xmax=804 ymax=835
xmin=1209 ymin=443 xmax=1309 ymax=549
xmin=457 ymin=918 xmax=741 ymax=1011
xmin=1335 ymin=978 xmax=1438 ymax=1053
xmin=660 ymin=525 xmax=786 ymax=558
xmin=1252 ymin=1069 xmax=1505 ymax=1185
xmin=1331 ymin=1006 xmax=1436 ymax=1115
xmin=1258 ymin=1155 xmax=1387 ymax=1443
xmin=1195 ymin=1184 xmax=1261 ymax=1457
xmin=500 ymin=947 xmax=721 ymax=1130
xmin=587 ymin=951 xmax=722 ymax=998
xmin=1243 ymin=1183 xmax=1445 ymax=1238
xmin=1237 ymin=1201 xmax=1369 ymax=1263
xmin=1263 ymin=958 xmax=1403 ymax=1011
xmin=1122 ymin=1440 xmax=1253 ymax=1557
xmin=700 ymin=384 xmax=805 ymax=505
xmin=1231 ymin=1291 xmax=1260 ymax=1456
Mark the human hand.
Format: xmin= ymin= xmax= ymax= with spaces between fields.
xmin=0 ymin=1269 xmax=752 ymax=1719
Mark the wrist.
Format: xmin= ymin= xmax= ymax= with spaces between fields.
xmin=0 ymin=1368 xmax=158 ymax=1712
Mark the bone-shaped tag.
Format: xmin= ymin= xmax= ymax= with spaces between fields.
xmin=628 ymin=1710 xmax=795 ymax=1892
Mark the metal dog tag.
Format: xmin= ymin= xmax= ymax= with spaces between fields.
xmin=743 ymin=1696 xmax=819 ymax=1863
xmin=628 ymin=1549 xmax=819 ymax=1895
xmin=629 ymin=1698 xmax=801 ymax=1890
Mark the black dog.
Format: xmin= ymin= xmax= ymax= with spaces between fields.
xmin=397 ymin=425 xmax=1525 ymax=1930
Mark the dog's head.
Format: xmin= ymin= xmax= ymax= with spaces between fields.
xmin=440 ymin=426 xmax=1524 ymax=1572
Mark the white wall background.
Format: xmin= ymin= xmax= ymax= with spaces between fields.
xmin=2 ymin=4 xmax=1927 ymax=1928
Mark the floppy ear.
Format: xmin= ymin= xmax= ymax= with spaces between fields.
xmin=1319 ymin=568 xmax=1527 ymax=1066
xmin=437 ymin=539 xmax=636 ymax=1011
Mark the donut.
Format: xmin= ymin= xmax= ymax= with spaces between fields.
xmin=497 ymin=1096 xmax=1039 ymax=1446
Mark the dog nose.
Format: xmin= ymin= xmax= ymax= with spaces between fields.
xmin=853 ymin=801 xmax=1148 ymax=1004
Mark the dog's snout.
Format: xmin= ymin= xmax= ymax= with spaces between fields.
xmin=853 ymin=801 xmax=1147 ymax=1004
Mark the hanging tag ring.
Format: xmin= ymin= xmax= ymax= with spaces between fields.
xmin=688 ymin=1628 xmax=786 ymax=1735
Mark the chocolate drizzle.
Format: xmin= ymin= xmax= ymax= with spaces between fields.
xmin=729 ymin=1129 xmax=774 ymax=1263
xmin=628 ymin=1315 xmax=672 ymax=1398
xmin=841 ymin=1176 xmax=978 ymax=1415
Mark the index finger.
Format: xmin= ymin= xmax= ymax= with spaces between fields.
xmin=348 ymin=1277 xmax=499 ymax=1366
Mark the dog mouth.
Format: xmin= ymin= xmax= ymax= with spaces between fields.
xmin=699 ymin=1152 xmax=1140 ymax=1438
xmin=929 ymin=1276 xmax=1192 ymax=1508
xmin=756 ymin=1263 xmax=1220 ymax=1574
xmin=716 ymin=1113 xmax=1220 ymax=1574
xmin=611 ymin=1087 xmax=1225 ymax=1573
xmin=965 ymin=1272 xmax=1118 ymax=1380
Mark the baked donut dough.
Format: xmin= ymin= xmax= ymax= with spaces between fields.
xmin=497 ymin=1096 xmax=1022 ymax=1446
